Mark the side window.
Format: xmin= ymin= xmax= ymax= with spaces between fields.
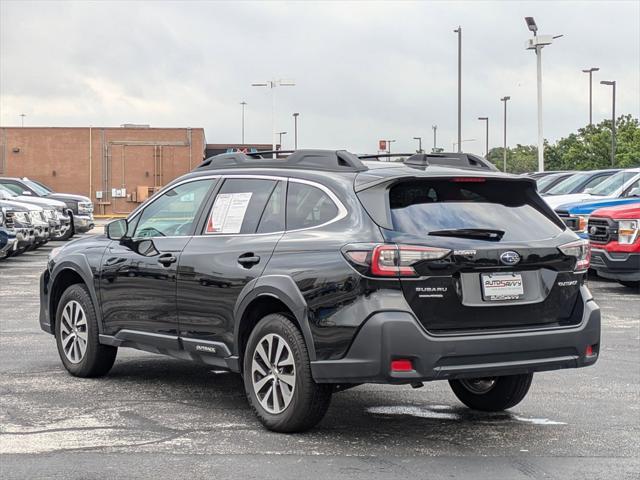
xmin=205 ymin=178 xmax=277 ymax=234
xmin=623 ymin=179 xmax=640 ymax=198
xmin=286 ymin=182 xmax=339 ymax=231
xmin=134 ymin=179 xmax=214 ymax=238
xmin=257 ymin=181 xmax=285 ymax=233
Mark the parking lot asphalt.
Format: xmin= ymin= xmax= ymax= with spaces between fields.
xmin=1 ymin=233 xmax=639 ymax=479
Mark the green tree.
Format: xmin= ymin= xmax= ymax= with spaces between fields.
xmin=488 ymin=114 xmax=640 ymax=172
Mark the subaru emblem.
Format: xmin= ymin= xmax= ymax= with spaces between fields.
xmin=500 ymin=251 xmax=521 ymax=265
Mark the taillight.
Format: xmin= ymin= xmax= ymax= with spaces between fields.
xmin=370 ymin=244 xmax=450 ymax=277
xmin=558 ymin=239 xmax=590 ymax=272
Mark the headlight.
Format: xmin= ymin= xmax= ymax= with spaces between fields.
xmin=570 ymin=215 xmax=589 ymax=233
xmin=559 ymin=239 xmax=590 ymax=272
xmin=0 ymin=209 xmax=4 ymax=225
xmin=618 ymin=219 xmax=639 ymax=245
xmin=14 ymin=212 xmax=28 ymax=223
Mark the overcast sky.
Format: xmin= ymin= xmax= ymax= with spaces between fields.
xmin=1 ymin=0 xmax=639 ymax=156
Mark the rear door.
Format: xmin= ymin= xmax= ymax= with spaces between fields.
xmin=361 ymin=176 xmax=583 ymax=333
xmin=176 ymin=176 xmax=286 ymax=355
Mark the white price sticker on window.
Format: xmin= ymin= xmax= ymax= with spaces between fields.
xmin=206 ymin=192 xmax=252 ymax=234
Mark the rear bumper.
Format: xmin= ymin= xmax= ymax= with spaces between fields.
xmin=591 ymin=248 xmax=640 ymax=281
xmin=311 ymin=287 xmax=600 ymax=384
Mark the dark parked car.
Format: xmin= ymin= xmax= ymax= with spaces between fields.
xmin=0 ymin=177 xmax=94 ymax=238
xmin=40 ymin=149 xmax=600 ymax=432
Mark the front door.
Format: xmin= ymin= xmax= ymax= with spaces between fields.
xmin=100 ymin=178 xmax=217 ymax=340
xmin=177 ymin=177 xmax=286 ymax=354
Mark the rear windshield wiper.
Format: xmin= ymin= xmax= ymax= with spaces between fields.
xmin=428 ymin=228 xmax=505 ymax=241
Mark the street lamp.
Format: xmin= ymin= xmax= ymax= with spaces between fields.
xmin=525 ymin=16 xmax=562 ymax=172
xmin=582 ymin=67 xmax=599 ymax=125
xmin=500 ymin=96 xmax=511 ymax=172
xmin=277 ymin=131 xmax=287 ymax=151
xmin=293 ymin=113 xmax=300 ymax=149
xmin=478 ymin=117 xmax=489 ymax=157
xmin=413 ymin=137 xmax=423 ymax=153
xmin=454 ymin=26 xmax=462 ymax=152
xmin=386 ymin=139 xmax=396 ymax=158
xmin=240 ymin=101 xmax=247 ymax=144
xmin=432 ymin=125 xmax=438 ymax=152
xmin=600 ymin=80 xmax=616 ymax=166
xmin=20 ymin=113 xmax=26 ymax=127
xmin=251 ymin=79 xmax=295 ymax=158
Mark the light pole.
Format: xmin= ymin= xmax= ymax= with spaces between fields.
xmin=432 ymin=125 xmax=438 ymax=152
xmin=386 ymin=139 xmax=396 ymax=158
xmin=454 ymin=26 xmax=462 ymax=152
xmin=240 ymin=101 xmax=247 ymax=144
xmin=501 ymin=96 xmax=510 ymax=172
xmin=293 ymin=113 xmax=300 ymax=149
xmin=478 ymin=117 xmax=489 ymax=157
xmin=277 ymin=131 xmax=287 ymax=151
xmin=600 ymin=80 xmax=616 ymax=166
xmin=525 ymin=16 xmax=562 ymax=172
xmin=413 ymin=137 xmax=423 ymax=153
xmin=251 ymin=79 xmax=295 ymax=158
xmin=20 ymin=113 xmax=26 ymax=127
xmin=582 ymin=67 xmax=599 ymax=125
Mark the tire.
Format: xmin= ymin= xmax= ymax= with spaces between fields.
xmin=449 ymin=373 xmax=533 ymax=411
xmin=619 ymin=281 xmax=639 ymax=290
xmin=243 ymin=313 xmax=332 ymax=433
xmin=55 ymin=284 xmax=117 ymax=377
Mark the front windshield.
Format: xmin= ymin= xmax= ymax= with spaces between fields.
xmin=589 ymin=170 xmax=637 ymax=196
xmin=546 ymin=173 xmax=588 ymax=195
xmin=0 ymin=184 xmax=18 ymax=197
xmin=536 ymin=173 xmax=564 ymax=191
xmin=22 ymin=179 xmax=52 ymax=196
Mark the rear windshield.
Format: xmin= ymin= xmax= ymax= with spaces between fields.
xmin=389 ymin=179 xmax=563 ymax=241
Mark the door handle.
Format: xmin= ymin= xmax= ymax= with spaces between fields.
xmin=158 ymin=253 xmax=177 ymax=267
xmin=237 ymin=253 xmax=260 ymax=268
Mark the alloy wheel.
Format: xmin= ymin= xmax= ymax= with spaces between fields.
xmin=60 ymin=300 xmax=88 ymax=364
xmin=251 ymin=333 xmax=296 ymax=414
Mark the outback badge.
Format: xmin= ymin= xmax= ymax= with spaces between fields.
xmin=500 ymin=251 xmax=521 ymax=265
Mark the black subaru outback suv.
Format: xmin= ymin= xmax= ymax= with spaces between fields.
xmin=39 ymin=149 xmax=600 ymax=432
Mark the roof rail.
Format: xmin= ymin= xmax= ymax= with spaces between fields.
xmin=358 ymin=153 xmax=413 ymax=160
xmin=195 ymin=149 xmax=368 ymax=173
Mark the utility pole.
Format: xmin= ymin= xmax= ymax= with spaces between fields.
xmin=251 ymin=79 xmax=295 ymax=158
xmin=413 ymin=137 xmax=423 ymax=153
xmin=240 ymin=101 xmax=247 ymax=144
xmin=525 ymin=16 xmax=562 ymax=172
xmin=600 ymin=80 xmax=616 ymax=166
xmin=454 ymin=26 xmax=462 ymax=152
xmin=432 ymin=125 xmax=437 ymax=152
xmin=582 ymin=67 xmax=599 ymax=125
xmin=386 ymin=139 xmax=396 ymax=158
xmin=501 ymin=96 xmax=510 ymax=172
xmin=478 ymin=117 xmax=489 ymax=157
xmin=293 ymin=112 xmax=299 ymax=149
xmin=20 ymin=113 xmax=26 ymax=127
xmin=277 ymin=131 xmax=287 ymax=151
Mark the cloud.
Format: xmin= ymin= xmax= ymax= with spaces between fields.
xmin=1 ymin=0 xmax=638 ymax=156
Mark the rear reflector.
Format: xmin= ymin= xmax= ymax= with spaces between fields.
xmin=391 ymin=359 xmax=414 ymax=372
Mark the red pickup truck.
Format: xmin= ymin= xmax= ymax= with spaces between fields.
xmin=588 ymin=203 xmax=640 ymax=289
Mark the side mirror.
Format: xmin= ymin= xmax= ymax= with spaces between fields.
xmin=22 ymin=191 xmax=32 ymax=196
xmin=627 ymin=187 xmax=640 ymax=197
xmin=106 ymin=218 xmax=128 ymax=240
xmin=583 ymin=188 xmax=593 ymax=194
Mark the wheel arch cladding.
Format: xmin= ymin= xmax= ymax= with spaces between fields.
xmin=50 ymin=262 xmax=102 ymax=334
xmin=234 ymin=275 xmax=315 ymax=363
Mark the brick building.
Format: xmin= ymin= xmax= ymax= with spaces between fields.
xmin=0 ymin=125 xmax=206 ymax=215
